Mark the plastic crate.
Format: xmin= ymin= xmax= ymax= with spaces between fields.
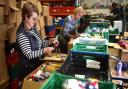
xmin=73 ymin=43 xmax=108 ymax=53
xmin=109 ymin=28 xmax=119 ymax=35
xmin=40 ymin=72 xmax=116 ymax=89
xmin=84 ymin=27 xmax=109 ymax=40
xmin=90 ymin=22 xmax=110 ymax=28
xmin=72 ymin=37 xmax=108 ymax=54
xmin=69 ymin=48 xmax=109 ymax=81
xmin=61 ymin=6 xmax=74 ymax=14
xmin=49 ymin=7 xmax=62 ymax=15
xmin=58 ymin=50 xmax=109 ymax=81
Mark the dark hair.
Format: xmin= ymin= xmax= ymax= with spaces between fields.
xmin=22 ymin=3 xmax=39 ymax=20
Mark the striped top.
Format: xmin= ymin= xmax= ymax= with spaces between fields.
xmin=16 ymin=26 xmax=49 ymax=60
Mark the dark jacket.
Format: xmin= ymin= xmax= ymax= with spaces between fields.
xmin=16 ymin=22 xmax=48 ymax=80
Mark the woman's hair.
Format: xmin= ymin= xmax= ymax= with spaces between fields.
xmin=73 ymin=6 xmax=84 ymax=15
xmin=22 ymin=2 xmax=39 ymax=20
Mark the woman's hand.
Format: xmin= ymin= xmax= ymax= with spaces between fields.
xmin=43 ymin=47 xmax=54 ymax=56
xmin=49 ymin=38 xmax=59 ymax=48
xmin=53 ymin=40 xmax=59 ymax=48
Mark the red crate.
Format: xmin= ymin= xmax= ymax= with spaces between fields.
xmin=62 ymin=6 xmax=75 ymax=13
xmin=49 ymin=7 xmax=61 ymax=13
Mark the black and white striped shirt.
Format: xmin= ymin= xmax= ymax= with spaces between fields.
xmin=16 ymin=27 xmax=49 ymax=60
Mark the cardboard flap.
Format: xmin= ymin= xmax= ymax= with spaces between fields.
xmin=10 ymin=5 xmax=20 ymax=11
xmin=108 ymin=43 xmax=122 ymax=49
xmin=37 ymin=1 xmax=42 ymax=14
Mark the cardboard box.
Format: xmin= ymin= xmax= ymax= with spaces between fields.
xmin=44 ymin=53 xmax=67 ymax=62
xmin=4 ymin=8 xmax=20 ymax=24
xmin=0 ymin=0 xmax=5 ymax=5
xmin=108 ymin=47 xmax=120 ymax=57
xmin=0 ymin=24 xmax=7 ymax=41
xmin=0 ymin=15 xmax=4 ymax=24
xmin=0 ymin=42 xmax=9 ymax=85
xmin=40 ymin=27 xmax=46 ymax=38
xmin=37 ymin=1 xmax=42 ymax=14
xmin=16 ymin=11 xmax=22 ymax=28
xmin=4 ymin=0 xmax=20 ymax=24
xmin=39 ymin=16 xmax=45 ymax=28
xmin=6 ymin=24 xmax=16 ymax=43
xmin=124 ymin=32 xmax=128 ymax=37
xmin=44 ymin=16 xmax=53 ymax=26
xmin=4 ymin=0 xmax=20 ymax=15
xmin=17 ymin=0 xmax=29 ymax=9
xmin=4 ymin=11 xmax=16 ymax=24
xmin=0 ymin=80 xmax=9 ymax=89
xmin=42 ymin=6 xmax=49 ymax=16
xmin=22 ymin=78 xmax=46 ymax=89
xmin=0 ymin=6 xmax=4 ymax=15
xmin=121 ymin=49 xmax=128 ymax=62
xmin=22 ymin=64 xmax=49 ymax=89
xmin=108 ymin=43 xmax=121 ymax=57
xmin=25 ymin=0 xmax=38 ymax=6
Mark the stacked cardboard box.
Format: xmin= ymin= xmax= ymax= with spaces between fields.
xmin=42 ymin=5 xmax=56 ymax=38
xmin=0 ymin=0 xmax=10 ymax=88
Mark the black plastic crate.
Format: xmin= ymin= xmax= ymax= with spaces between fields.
xmin=58 ymin=54 xmax=110 ymax=81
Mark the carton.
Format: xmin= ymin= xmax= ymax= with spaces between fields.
xmin=0 ymin=15 xmax=4 ymax=24
xmin=0 ymin=0 xmax=5 ymax=5
xmin=37 ymin=1 xmax=42 ymax=14
xmin=44 ymin=16 xmax=53 ymax=26
xmin=0 ymin=6 xmax=4 ymax=15
xmin=0 ymin=42 xmax=9 ymax=85
xmin=0 ymin=24 xmax=7 ymax=41
xmin=39 ymin=16 xmax=45 ymax=28
xmin=42 ymin=6 xmax=49 ymax=16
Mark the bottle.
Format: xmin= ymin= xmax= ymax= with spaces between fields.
xmin=117 ymin=61 xmax=122 ymax=77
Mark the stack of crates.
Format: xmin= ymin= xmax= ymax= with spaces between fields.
xmin=68 ymin=37 xmax=109 ymax=81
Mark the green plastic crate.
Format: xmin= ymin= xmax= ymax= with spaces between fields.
xmin=84 ymin=27 xmax=109 ymax=40
xmin=40 ymin=72 xmax=116 ymax=89
xmin=109 ymin=28 xmax=119 ymax=35
xmin=72 ymin=43 xmax=108 ymax=53
xmin=90 ymin=22 xmax=110 ymax=28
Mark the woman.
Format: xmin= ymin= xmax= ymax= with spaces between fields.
xmin=16 ymin=3 xmax=58 ymax=81
xmin=58 ymin=6 xmax=84 ymax=53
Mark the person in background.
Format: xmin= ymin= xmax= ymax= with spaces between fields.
xmin=110 ymin=2 xmax=120 ymax=20
xmin=16 ymin=2 xmax=58 ymax=87
xmin=58 ymin=6 xmax=84 ymax=53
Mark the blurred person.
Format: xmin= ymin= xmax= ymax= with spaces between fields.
xmin=58 ymin=6 xmax=84 ymax=53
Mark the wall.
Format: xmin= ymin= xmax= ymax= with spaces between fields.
xmin=81 ymin=0 xmax=128 ymax=8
